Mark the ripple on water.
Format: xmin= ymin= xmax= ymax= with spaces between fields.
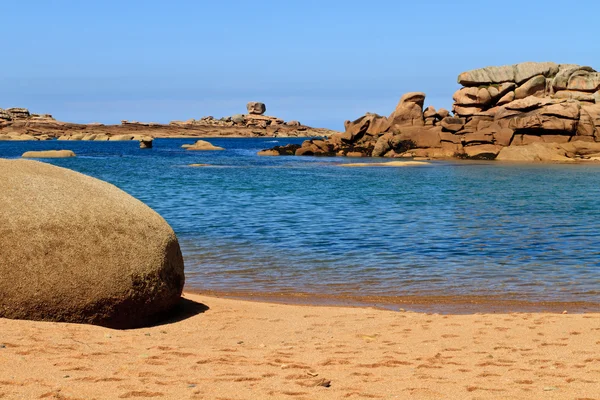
xmin=2 ymin=138 xmax=600 ymax=303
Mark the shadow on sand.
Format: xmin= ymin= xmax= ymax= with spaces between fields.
xmin=148 ymin=297 xmax=209 ymax=328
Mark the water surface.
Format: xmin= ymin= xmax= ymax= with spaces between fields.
xmin=3 ymin=138 xmax=600 ymax=306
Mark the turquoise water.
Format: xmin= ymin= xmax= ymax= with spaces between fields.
xmin=2 ymin=138 xmax=600 ymax=304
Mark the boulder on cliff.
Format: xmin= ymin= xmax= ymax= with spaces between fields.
xmin=247 ymin=102 xmax=266 ymax=115
xmin=0 ymin=159 xmax=185 ymax=328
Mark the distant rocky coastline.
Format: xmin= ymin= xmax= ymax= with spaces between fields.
xmin=265 ymin=62 xmax=600 ymax=162
xmin=0 ymin=102 xmax=337 ymax=142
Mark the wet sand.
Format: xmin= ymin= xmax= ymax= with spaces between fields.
xmin=1 ymin=292 xmax=599 ymax=399
xmin=195 ymin=289 xmax=600 ymax=314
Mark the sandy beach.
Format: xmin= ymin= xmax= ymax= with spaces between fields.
xmin=0 ymin=293 xmax=598 ymax=400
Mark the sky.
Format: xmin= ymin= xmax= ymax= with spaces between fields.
xmin=1 ymin=0 xmax=599 ymax=130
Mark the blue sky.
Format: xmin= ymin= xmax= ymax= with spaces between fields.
xmin=1 ymin=0 xmax=599 ymax=130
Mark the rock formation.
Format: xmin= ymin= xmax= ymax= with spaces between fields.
xmin=22 ymin=150 xmax=76 ymax=158
xmin=0 ymin=103 xmax=337 ymax=140
xmin=182 ymin=139 xmax=225 ymax=151
xmin=264 ymin=62 xmax=600 ymax=161
xmin=0 ymin=107 xmax=55 ymax=123
xmin=140 ymin=137 xmax=153 ymax=149
xmin=247 ymin=102 xmax=266 ymax=115
xmin=0 ymin=159 xmax=185 ymax=328
xmin=170 ymin=102 xmax=312 ymax=135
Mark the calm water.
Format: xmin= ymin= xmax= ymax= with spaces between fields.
xmin=3 ymin=138 xmax=600 ymax=304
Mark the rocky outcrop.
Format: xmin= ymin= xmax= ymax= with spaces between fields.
xmin=0 ymin=159 xmax=185 ymax=328
xmin=182 ymin=139 xmax=224 ymax=151
xmin=0 ymin=133 xmax=49 ymax=141
xmin=170 ymin=103 xmax=309 ymax=135
xmin=264 ymin=62 xmax=600 ymax=162
xmin=0 ymin=103 xmax=337 ymax=140
xmin=22 ymin=150 xmax=76 ymax=158
xmin=167 ymin=102 xmax=322 ymax=137
xmin=0 ymin=107 xmax=55 ymax=123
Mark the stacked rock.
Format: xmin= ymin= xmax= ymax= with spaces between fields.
xmin=247 ymin=102 xmax=266 ymax=115
xmin=170 ymin=102 xmax=297 ymax=129
xmin=0 ymin=109 xmax=12 ymax=121
xmin=0 ymin=107 xmax=56 ymax=123
xmin=450 ymin=62 xmax=600 ymax=148
xmin=5 ymin=108 xmax=31 ymax=119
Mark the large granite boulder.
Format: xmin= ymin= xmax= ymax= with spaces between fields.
xmin=0 ymin=159 xmax=185 ymax=328
xmin=342 ymin=113 xmax=390 ymax=143
xmin=388 ymin=92 xmax=426 ymax=129
xmin=247 ymin=102 xmax=266 ymax=115
xmin=495 ymin=98 xmax=581 ymax=133
xmin=458 ymin=64 xmax=516 ymax=86
xmin=514 ymin=75 xmax=546 ymax=99
xmin=458 ymin=62 xmax=559 ymax=86
xmin=496 ymin=142 xmax=572 ymax=162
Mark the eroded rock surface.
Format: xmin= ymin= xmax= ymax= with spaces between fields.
xmin=264 ymin=62 xmax=600 ymax=162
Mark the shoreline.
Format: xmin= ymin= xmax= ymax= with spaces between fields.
xmin=187 ymin=288 xmax=600 ymax=314
xmin=1 ymin=292 xmax=598 ymax=399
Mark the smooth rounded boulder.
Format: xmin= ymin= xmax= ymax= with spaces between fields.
xmin=182 ymin=140 xmax=224 ymax=151
xmin=0 ymin=159 xmax=185 ymax=328
xmin=22 ymin=150 xmax=76 ymax=158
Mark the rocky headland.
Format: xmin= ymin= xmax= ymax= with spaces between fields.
xmin=0 ymin=102 xmax=336 ymax=142
xmin=266 ymin=62 xmax=600 ymax=162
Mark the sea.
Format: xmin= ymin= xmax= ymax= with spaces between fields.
xmin=3 ymin=138 xmax=600 ymax=310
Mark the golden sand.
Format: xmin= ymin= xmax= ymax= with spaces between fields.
xmin=339 ymin=161 xmax=430 ymax=167
xmin=0 ymin=293 xmax=598 ymax=399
